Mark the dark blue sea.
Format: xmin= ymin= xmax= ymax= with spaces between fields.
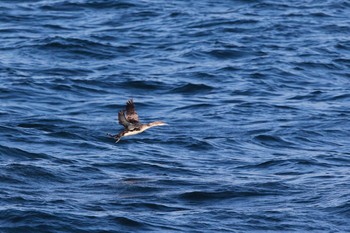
xmin=1 ymin=0 xmax=350 ymax=232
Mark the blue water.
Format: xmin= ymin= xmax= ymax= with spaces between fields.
xmin=1 ymin=0 xmax=350 ymax=232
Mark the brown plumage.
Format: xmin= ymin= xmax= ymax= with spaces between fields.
xmin=108 ymin=99 xmax=166 ymax=143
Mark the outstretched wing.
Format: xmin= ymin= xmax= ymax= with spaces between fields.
xmin=125 ymin=99 xmax=140 ymax=123
xmin=118 ymin=110 xmax=129 ymax=128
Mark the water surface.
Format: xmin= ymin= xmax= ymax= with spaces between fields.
xmin=1 ymin=0 xmax=350 ymax=232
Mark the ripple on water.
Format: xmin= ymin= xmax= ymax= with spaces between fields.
xmin=0 ymin=144 xmax=50 ymax=161
xmin=253 ymin=134 xmax=295 ymax=148
xmin=35 ymin=36 xmax=123 ymax=60
xmin=169 ymin=83 xmax=214 ymax=94
xmin=4 ymin=163 xmax=67 ymax=183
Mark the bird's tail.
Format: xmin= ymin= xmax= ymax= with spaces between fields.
xmin=107 ymin=133 xmax=122 ymax=143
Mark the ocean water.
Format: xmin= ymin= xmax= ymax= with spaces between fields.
xmin=1 ymin=0 xmax=350 ymax=232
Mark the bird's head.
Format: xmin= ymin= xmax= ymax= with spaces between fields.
xmin=147 ymin=121 xmax=167 ymax=127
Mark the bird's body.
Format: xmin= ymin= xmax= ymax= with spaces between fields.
xmin=108 ymin=99 xmax=166 ymax=143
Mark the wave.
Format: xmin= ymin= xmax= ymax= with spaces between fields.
xmin=38 ymin=0 xmax=137 ymax=11
xmin=0 ymin=144 xmax=50 ymax=161
xmin=169 ymin=83 xmax=214 ymax=94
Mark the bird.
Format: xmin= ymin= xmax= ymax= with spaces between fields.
xmin=108 ymin=99 xmax=167 ymax=143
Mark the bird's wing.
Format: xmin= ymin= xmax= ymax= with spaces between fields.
xmin=125 ymin=99 xmax=140 ymax=123
xmin=118 ymin=110 xmax=129 ymax=128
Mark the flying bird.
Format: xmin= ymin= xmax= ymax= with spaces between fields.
xmin=108 ymin=99 xmax=166 ymax=143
